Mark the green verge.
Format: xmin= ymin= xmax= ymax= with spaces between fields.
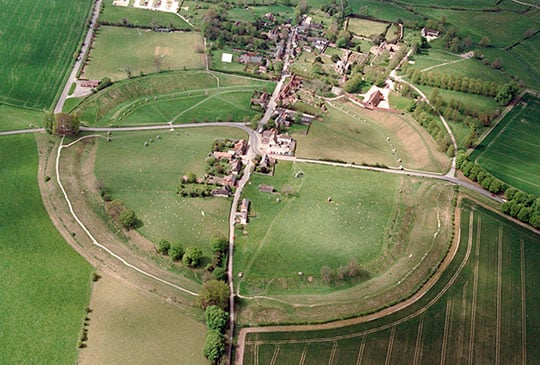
xmin=0 ymin=0 xmax=93 ymax=109
xmin=0 ymin=134 xmax=93 ymax=363
xmin=471 ymin=93 xmax=540 ymax=196
xmin=243 ymin=200 xmax=540 ymax=364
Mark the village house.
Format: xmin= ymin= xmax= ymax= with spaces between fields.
xmin=234 ymin=139 xmax=248 ymax=155
xmin=79 ymin=79 xmax=100 ymax=88
xmin=211 ymin=185 xmax=232 ymax=198
xmin=230 ymin=159 xmax=242 ymax=175
xmin=260 ymin=128 xmax=296 ymax=156
xmin=240 ymin=53 xmax=263 ymax=65
xmin=213 ymin=151 xmax=233 ymax=161
xmin=235 ymin=198 xmax=250 ymax=224
xmin=251 ymin=91 xmax=269 ymax=110
xmin=421 ymin=28 xmax=440 ymax=39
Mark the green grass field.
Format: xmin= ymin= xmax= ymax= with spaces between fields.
xmin=226 ymin=4 xmax=293 ymax=22
xmin=0 ymin=135 xmax=93 ymax=363
xmin=0 ymin=1 xmax=92 ymax=109
xmin=346 ymin=18 xmax=388 ymax=37
xmin=94 ymin=127 xmax=246 ymax=258
xmin=82 ymin=26 xmax=204 ymax=81
xmin=75 ymin=71 xmax=273 ymax=125
xmin=0 ymin=105 xmax=44 ymax=132
xmin=79 ymin=273 xmax=206 ymax=365
xmin=407 ymin=49 xmax=510 ymax=84
xmin=470 ymin=93 xmax=540 ymax=195
xmin=99 ymin=2 xmax=191 ymax=29
xmin=349 ymin=1 xmax=423 ymax=23
xmin=420 ymin=8 xmax=540 ymax=47
xmin=295 ymin=100 xmax=450 ymax=173
xmin=234 ymin=162 xmax=455 ymax=323
xmin=242 ymin=200 xmax=540 ymax=364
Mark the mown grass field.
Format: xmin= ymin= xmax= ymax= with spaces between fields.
xmin=234 ymin=161 xmax=455 ymax=323
xmin=74 ymin=71 xmax=273 ymax=125
xmin=94 ymin=127 xmax=246 ymax=256
xmin=79 ymin=273 xmax=206 ymax=365
xmin=346 ymin=18 xmax=388 ymax=37
xmin=0 ymin=135 xmax=93 ymax=363
xmin=0 ymin=105 xmax=44 ymax=132
xmin=82 ymin=26 xmax=204 ymax=81
xmin=242 ymin=200 xmax=540 ymax=364
xmin=295 ymin=100 xmax=450 ymax=173
xmin=471 ymin=93 xmax=540 ymax=195
xmin=100 ymin=2 xmax=191 ymax=29
xmin=0 ymin=0 xmax=92 ymax=109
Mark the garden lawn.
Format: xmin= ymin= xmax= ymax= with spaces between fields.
xmin=0 ymin=135 xmax=93 ymax=363
xmin=79 ymin=273 xmax=206 ymax=365
xmin=0 ymin=0 xmax=93 ymax=109
xmin=472 ymin=93 xmax=540 ymax=195
xmin=100 ymin=2 xmax=191 ymax=29
xmin=0 ymin=105 xmax=44 ymax=132
xmin=243 ymin=200 xmax=540 ymax=364
xmin=82 ymin=26 xmax=204 ymax=81
xmin=94 ymin=127 xmax=246 ymax=255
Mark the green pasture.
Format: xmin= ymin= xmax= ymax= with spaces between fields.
xmin=0 ymin=135 xmax=93 ymax=363
xmin=295 ymin=100 xmax=449 ymax=173
xmin=477 ymin=33 xmax=539 ymax=91
xmin=407 ymin=50 xmax=509 ymax=84
xmin=226 ymin=4 xmax=293 ymax=22
xmin=100 ymin=2 xmax=191 ymax=29
xmin=398 ymin=0 xmax=496 ymax=9
xmin=116 ymin=88 xmax=259 ymax=125
xmin=94 ymin=127 xmax=246 ymax=256
xmin=349 ymin=1 xmax=423 ymax=23
xmin=0 ymin=0 xmax=92 ymax=109
xmin=0 ymin=105 xmax=43 ymax=132
xmin=243 ymin=200 xmax=540 ymax=364
xmin=75 ymin=71 xmax=273 ymax=125
xmin=420 ymin=8 xmax=540 ymax=47
xmin=346 ymin=18 xmax=388 ymax=37
xmin=234 ymin=162 xmax=454 ymax=323
xmin=471 ymin=94 xmax=540 ymax=195
xmin=82 ymin=26 xmax=204 ymax=81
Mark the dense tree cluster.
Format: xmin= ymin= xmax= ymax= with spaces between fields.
xmin=45 ymin=113 xmax=80 ymax=137
xmin=410 ymin=101 xmax=453 ymax=154
xmin=105 ymin=199 xmax=139 ymax=229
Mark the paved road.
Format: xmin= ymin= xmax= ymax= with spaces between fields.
xmin=258 ymin=26 xmax=297 ymax=129
xmin=0 ymin=128 xmax=44 ymax=136
xmin=54 ymin=0 xmax=103 ymax=113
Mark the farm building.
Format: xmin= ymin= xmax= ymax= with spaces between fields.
xmin=258 ymin=184 xmax=274 ymax=193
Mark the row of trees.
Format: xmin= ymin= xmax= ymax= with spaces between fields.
xmin=156 ymin=239 xmax=204 ymax=266
xmin=410 ymin=101 xmax=453 ymax=155
xmin=456 ymin=152 xmax=540 ymax=229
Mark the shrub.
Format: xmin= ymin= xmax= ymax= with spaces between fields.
xmin=157 ymin=239 xmax=171 ymax=255
xmin=183 ymin=246 xmax=203 ymax=267
xmin=205 ymin=305 xmax=229 ymax=332
xmin=168 ymin=244 xmax=184 ymax=260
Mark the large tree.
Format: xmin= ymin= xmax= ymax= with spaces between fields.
xmin=198 ymin=280 xmax=229 ymax=310
xmin=205 ymin=305 xmax=229 ymax=332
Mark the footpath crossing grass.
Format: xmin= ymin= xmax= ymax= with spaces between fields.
xmin=82 ymin=26 xmax=205 ymax=81
xmin=75 ymin=71 xmax=273 ymax=125
xmin=0 ymin=135 xmax=93 ymax=363
xmin=242 ymin=200 xmax=540 ymax=364
xmin=471 ymin=93 xmax=540 ymax=195
xmin=0 ymin=0 xmax=93 ymax=109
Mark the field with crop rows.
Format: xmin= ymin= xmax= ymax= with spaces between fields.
xmin=0 ymin=0 xmax=92 ymax=109
xmin=471 ymin=93 xmax=540 ymax=195
xmin=242 ymin=200 xmax=540 ymax=364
